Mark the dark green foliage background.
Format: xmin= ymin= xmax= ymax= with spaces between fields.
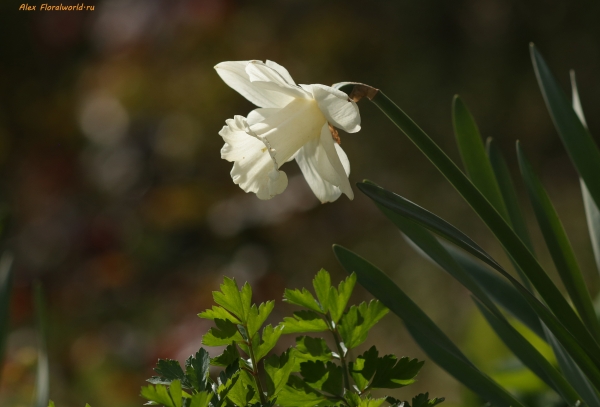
xmin=1 ymin=0 xmax=599 ymax=405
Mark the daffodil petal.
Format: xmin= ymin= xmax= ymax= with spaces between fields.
xmin=247 ymin=108 xmax=279 ymax=125
xmin=307 ymin=84 xmax=361 ymax=133
xmin=295 ymin=138 xmax=343 ymax=203
xmin=316 ymin=123 xmax=354 ymax=199
xmin=246 ymin=61 xmax=310 ymax=101
xmin=230 ymin=149 xmax=289 ymax=200
xmin=219 ymin=115 xmax=288 ymax=199
xmin=220 ymin=116 xmax=261 ymax=161
xmin=251 ymin=98 xmax=326 ymax=167
xmin=265 ymin=60 xmax=296 ymax=86
xmin=215 ymin=61 xmax=293 ymax=108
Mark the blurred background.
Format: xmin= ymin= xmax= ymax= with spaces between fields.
xmin=1 ymin=0 xmax=600 ymax=405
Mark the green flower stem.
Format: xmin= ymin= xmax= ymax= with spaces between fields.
xmin=325 ymin=316 xmax=352 ymax=394
xmin=243 ymin=329 xmax=267 ymax=405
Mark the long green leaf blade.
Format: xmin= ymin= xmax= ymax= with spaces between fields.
xmin=376 ymin=205 xmax=503 ymax=319
xmin=452 ymin=96 xmax=508 ymax=219
xmin=570 ymin=71 xmax=600 ymax=278
xmin=352 ymin=88 xmax=600 ymax=369
xmin=0 ymin=252 xmax=13 ymax=381
xmin=441 ymin=243 xmax=544 ymax=339
xmin=358 ymin=181 xmax=501 ymax=272
xmin=332 ymin=245 xmax=526 ymax=407
xmin=530 ymin=44 xmax=600 ymax=211
xmin=34 ymin=282 xmax=49 ymax=407
xmin=392 ymin=207 xmax=580 ymax=402
xmin=542 ymin=324 xmax=600 ymax=407
xmin=336 ymin=83 xmax=596 ymax=358
xmin=333 ymin=81 xmax=600 ymax=388
xmin=487 ymin=139 xmax=535 ymax=254
xmin=357 ymin=181 xmax=600 ymax=388
xmin=517 ymin=142 xmax=600 ymax=340
xmin=474 ymin=300 xmax=582 ymax=405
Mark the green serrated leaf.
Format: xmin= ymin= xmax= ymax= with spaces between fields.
xmin=189 ymin=391 xmax=213 ymax=407
xmin=277 ymin=375 xmax=330 ymax=407
xmin=211 ymin=344 xmax=240 ymax=367
xmin=295 ymin=336 xmax=333 ymax=365
xmin=338 ymin=300 xmax=388 ymax=349
xmin=212 ymin=277 xmax=252 ymax=323
xmin=202 ymin=318 xmax=244 ymax=346
xmin=256 ymin=325 xmax=284 ymax=361
xmin=169 ymin=380 xmax=184 ymax=407
xmin=349 ymin=346 xmax=378 ymax=391
xmin=345 ymin=392 xmax=361 ymax=407
xmin=281 ymin=310 xmax=328 ymax=334
xmin=313 ymin=269 xmax=331 ymax=312
xmin=215 ymin=365 xmax=240 ymax=407
xmin=155 ymin=359 xmax=185 ymax=381
xmin=283 ymin=288 xmax=322 ymax=313
xmin=264 ymin=349 xmax=295 ymax=398
xmin=350 ymin=346 xmax=423 ymax=390
xmin=185 ymin=348 xmax=211 ymax=392
xmin=141 ymin=383 xmax=178 ymax=407
xmin=358 ymin=397 xmax=386 ymax=407
xmin=329 ymin=273 xmax=357 ymax=324
xmin=301 ymin=360 xmax=344 ymax=397
xmin=247 ymin=301 xmax=275 ymax=338
xmin=226 ymin=370 xmax=259 ymax=406
xmin=371 ymin=355 xmax=423 ymax=389
xmin=411 ymin=392 xmax=445 ymax=407
xmin=218 ymin=362 xmax=240 ymax=387
xmin=47 ymin=402 xmax=55 ymax=407
xmin=198 ymin=306 xmax=241 ymax=324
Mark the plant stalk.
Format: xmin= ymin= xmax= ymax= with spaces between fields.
xmin=245 ymin=328 xmax=268 ymax=405
xmin=326 ymin=316 xmax=352 ymax=393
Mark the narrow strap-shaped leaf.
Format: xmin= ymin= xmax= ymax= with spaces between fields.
xmin=441 ymin=243 xmax=544 ymax=339
xmin=357 ymin=181 xmax=600 ymax=389
xmin=582 ymin=180 xmax=600 ymax=277
xmin=358 ymin=181 xmax=501 ymax=272
xmin=377 ymin=205 xmax=504 ymax=319
xmin=531 ymin=44 xmax=600 ymax=212
xmin=452 ymin=96 xmax=508 ymax=220
xmin=517 ymin=143 xmax=600 ymax=340
xmin=486 ymin=140 xmax=535 ymax=290
xmin=474 ymin=299 xmax=582 ymax=405
xmin=542 ymin=324 xmax=600 ymax=407
xmin=33 ymin=282 xmax=49 ymax=407
xmin=332 ymin=245 xmax=526 ymax=407
xmin=392 ymin=207 xmax=580 ymax=403
xmin=487 ymin=139 xmax=535 ymax=254
xmin=571 ymin=71 xmax=600 ymax=278
xmin=357 ymin=89 xmax=600 ymax=367
xmin=0 ymin=252 xmax=13 ymax=382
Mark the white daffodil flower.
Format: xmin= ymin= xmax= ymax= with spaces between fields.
xmin=215 ymin=60 xmax=360 ymax=203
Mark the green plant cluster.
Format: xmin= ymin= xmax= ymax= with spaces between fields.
xmin=332 ymin=45 xmax=600 ymax=406
xmin=140 ymin=270 xmax=444 ymax=407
